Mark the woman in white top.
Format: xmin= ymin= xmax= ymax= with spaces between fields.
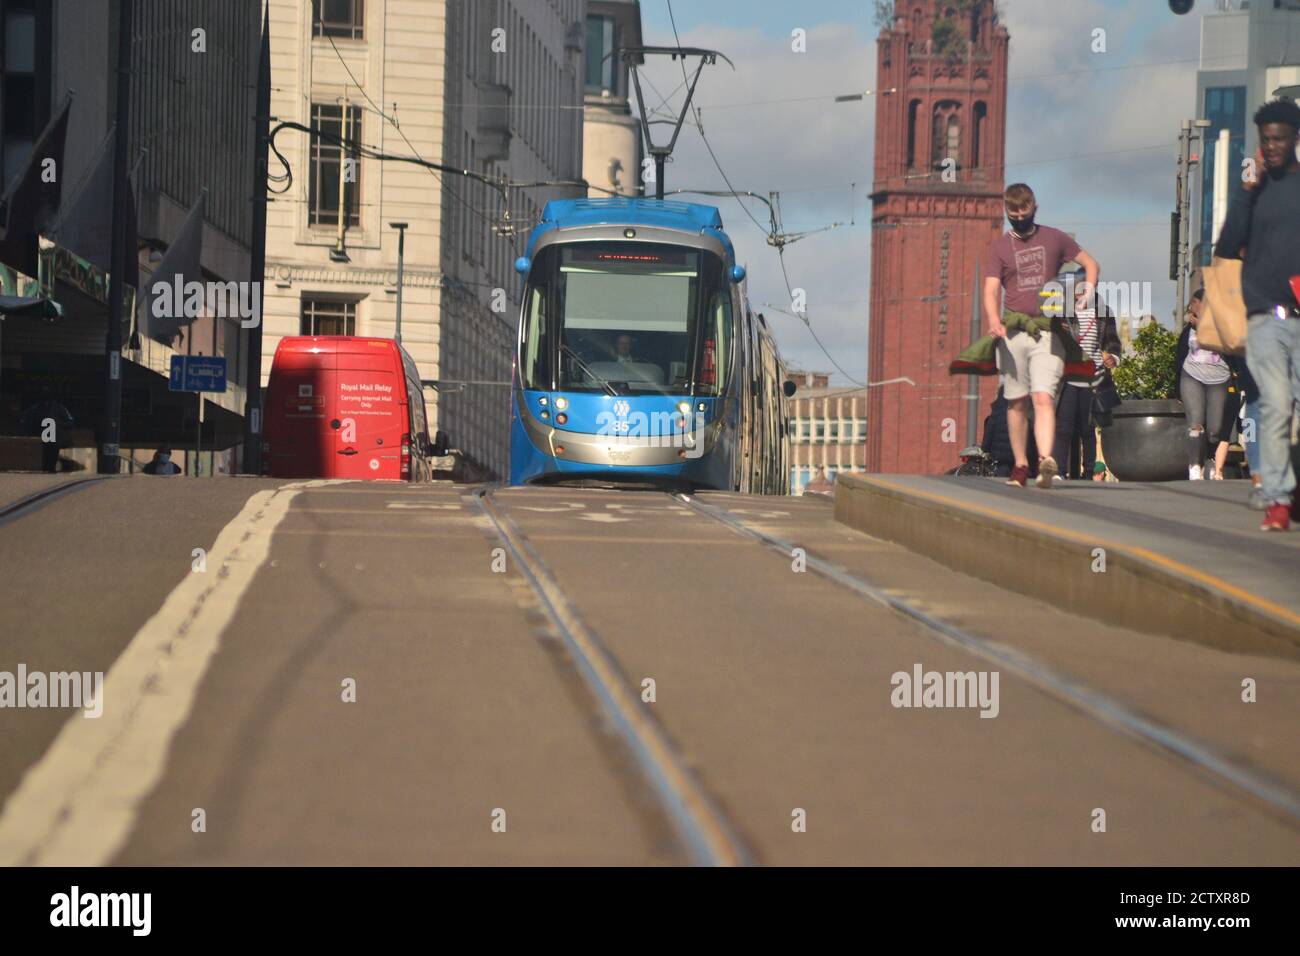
xmin=1176 ymin=290 xmax=1232 ymax=480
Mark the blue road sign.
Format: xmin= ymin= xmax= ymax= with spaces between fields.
xmin=169 ymin=355 xmax=227 ymax=393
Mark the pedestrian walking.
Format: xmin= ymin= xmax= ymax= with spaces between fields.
xmin=1176 ymin=289 xmax=1232 ymax=480
xmin=19 ymin=394 xmax=74 ymax=473
xmin=1051 ymin=269 xmax=1121 ymax=480
xmin=982 ymin=183 xmax=1100 ymax=489
xmin=1212 ymin=98 xmax=1300 ymax=530
xmin=1227 ymin=356 xmax=1265 ymax=506
xmin=142 ymin=447 xmax=182 ymax=476
xmin=980 ymin=386 xmax=1038 ymax=478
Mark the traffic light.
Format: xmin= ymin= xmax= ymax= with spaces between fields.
xmin=1169 ymin=0 xmax=1194 ymax=13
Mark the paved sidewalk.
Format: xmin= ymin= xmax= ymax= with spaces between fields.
xmin=836 ymin=475 xmax=1300 ymax=657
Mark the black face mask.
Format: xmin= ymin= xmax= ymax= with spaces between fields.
xmin=1008 ymin=213 xmax=1035 ymax=235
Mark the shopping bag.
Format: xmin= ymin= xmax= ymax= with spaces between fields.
xmin=1199 ymin=256 xmax=1247 ymax=355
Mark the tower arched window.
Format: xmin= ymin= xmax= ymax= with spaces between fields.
xmin=907 ymin=99 xmax=921 ymax=168
xmin=931 ymin=100 xmax=961 ymax=172
xmin=972 ymin=101 xmax=987 ymax=170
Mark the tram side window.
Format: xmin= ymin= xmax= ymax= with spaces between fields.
xmin=521 ymin=285 xmax=551 ymax=389
xmin=699 ymin=288 xmax=731 ymax=395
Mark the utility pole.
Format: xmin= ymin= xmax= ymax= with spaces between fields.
xmin=390 ymin=222 xmax=407 ymax=346
xmin=1172 ymin=118 xmax=1212 ymax=325
xmin=623 ymin=46 xmax=733 ymax=200
xmin=242 ymin=3 xmax=270 ymax=475
xmin=330 ymin=89 xmax=350 ymax=262
xmin=966 ymin=261 xmax=981 ymax=447
xmin=98 ymin=0 xmax=133 ymax=474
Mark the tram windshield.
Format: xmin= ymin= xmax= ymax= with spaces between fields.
xmin=519 ymin=241 xmax=732 ymax=396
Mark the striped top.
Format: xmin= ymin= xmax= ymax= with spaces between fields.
xmin=1068 ymin=310 xmax=1105 ymax=389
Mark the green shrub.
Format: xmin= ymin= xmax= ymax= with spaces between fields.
xmin=1113 ymin=321 xmax=1178 ymax=399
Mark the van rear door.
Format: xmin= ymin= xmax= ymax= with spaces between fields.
xmin=269 ymin=346 xmax=336 ymax=478
xmin=334 ymin=341 xmax=404 ymax=480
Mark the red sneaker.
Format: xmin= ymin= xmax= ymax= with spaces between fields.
xmin=1006 ymin=464 xmax=1029 ymax=487
xmin=1261 ymin=503 xmax=1291 ymax=532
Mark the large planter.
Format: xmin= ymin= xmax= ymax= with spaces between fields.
xmin=1100 ymin=398 xmax=1186 ymax=482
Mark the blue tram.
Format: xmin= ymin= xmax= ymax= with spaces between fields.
xmin=508 ymin=197 xmax=793 ymax=492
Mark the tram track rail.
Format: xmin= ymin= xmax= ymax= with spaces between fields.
xmin=468 ymin=486 xmax=755 ymax=867
xmin=0 ymin=476 xmax=115 ymax=529
xmin=672 ymin=491 xmax=1300 ymax=831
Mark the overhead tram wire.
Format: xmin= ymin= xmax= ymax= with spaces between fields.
xmin=291 ymin=3 xmax=644 ymax=253
xmin=308 ymin=2 xmax=514 ymax=250
xmin=664 ymin=0 xmax=863 ymax=386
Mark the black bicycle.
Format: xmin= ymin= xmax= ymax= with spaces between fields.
xmin=953 ymin=445 xmax=998 ymax=478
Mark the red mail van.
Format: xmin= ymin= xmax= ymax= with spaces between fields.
xmin=264 ymin=336 xmax=444 ymax=481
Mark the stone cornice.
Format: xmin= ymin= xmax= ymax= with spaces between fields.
xmin=267 ymin=262 xmax=446 ymax=288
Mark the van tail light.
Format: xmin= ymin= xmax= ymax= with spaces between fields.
xmin=400 ymin=433 xmax=411 ymax=477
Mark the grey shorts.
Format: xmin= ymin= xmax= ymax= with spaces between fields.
xmin=996 ymin=329 xmax=1065 ymax=400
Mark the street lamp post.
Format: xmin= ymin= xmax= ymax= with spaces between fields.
xmin=1173 ymin=118 xmax=1213 ymax=324
xmin=99 ymin=0 xmax=134 ymax=474
xmin=390 ymin=222 xmax=408 ymax=346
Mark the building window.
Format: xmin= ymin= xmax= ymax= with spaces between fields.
xmin=1200 ymin=85 xmax=1246 ymax=266
xmin=312 ymin=0 xmax=364 ymax=40
xmin=2 ymin=0 xmax=38 ymax=186
xmin=972 ymin=101 xmax=987 ymax=169
xmin=932 ymin=101 xmax=961 ymax=170
xmin=585 ymin=15 xmax=615 ymax=93
xmin=309 ymin=102 xmax=361 ymax=227
xmin=301 ymin=297 xmax=358 ymax=336
xmin=906 ymin=99 xmax=921 ymax=169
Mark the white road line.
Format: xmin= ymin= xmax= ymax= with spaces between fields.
xmin=0 ymin=479 xmax=341 ymax=866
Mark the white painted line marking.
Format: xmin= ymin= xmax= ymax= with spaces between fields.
xmin=385 ymin=502 xmax=462 ymax=510
xmin=0 ymin=479 xmax=337 ymax=866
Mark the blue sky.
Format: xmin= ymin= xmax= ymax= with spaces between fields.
xmin=630 ymin=0 xmax=1207 ymax=384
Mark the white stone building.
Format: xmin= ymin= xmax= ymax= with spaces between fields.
xmin=262 ymin=0 xmax=586 ymax=479
xmin=582 ymin=0 xmax=642 ymax=197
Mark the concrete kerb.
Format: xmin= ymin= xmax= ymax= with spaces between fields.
xmin=833 ymin=474 xmax=1300 ymax=662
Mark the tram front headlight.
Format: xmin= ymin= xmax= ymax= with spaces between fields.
xmin=676 ymin=401 xmax=691 ymax=415
xmin=554 ymin=396 xmax=568 ymax=410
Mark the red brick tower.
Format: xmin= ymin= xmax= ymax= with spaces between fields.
xmin=867 ymin=0 xmax=1009 ymax=473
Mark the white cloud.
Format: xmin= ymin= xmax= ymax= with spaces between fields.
xmin=632 ymin=1 xmax=1208 ymax=378
xmin=635 ymin=21 xmax=876 ymax=379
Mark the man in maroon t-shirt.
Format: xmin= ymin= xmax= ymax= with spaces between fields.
xmin=982 ymin=182 xmax=1100 ymax=488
